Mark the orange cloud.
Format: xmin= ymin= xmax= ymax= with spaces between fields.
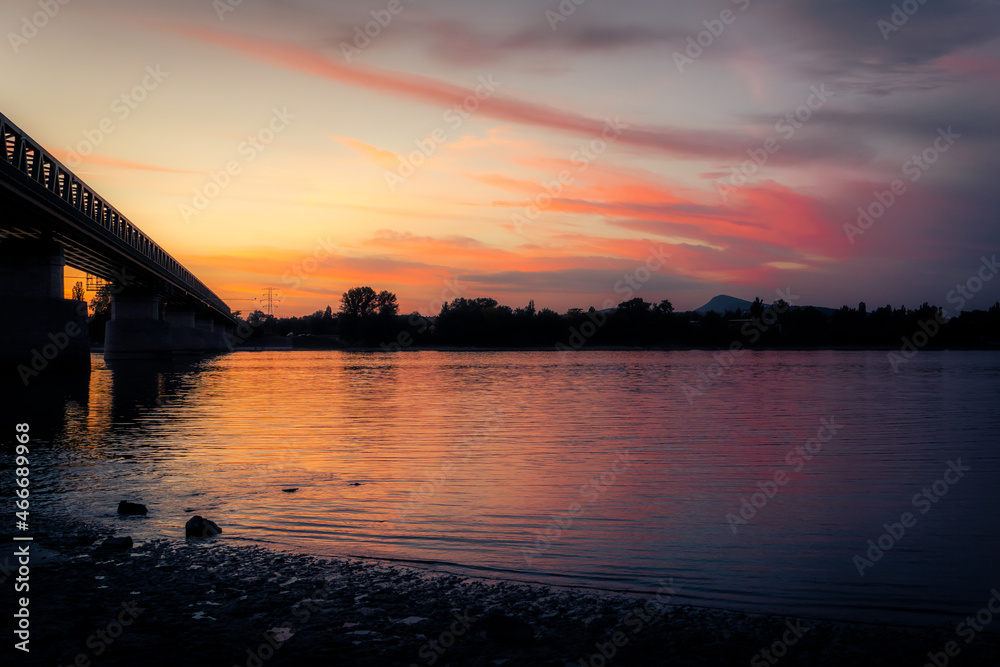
xmin=173 ymin=26 xmax=750 ymax=160
xmin=327 ymin=134 xmax=400 ymax=170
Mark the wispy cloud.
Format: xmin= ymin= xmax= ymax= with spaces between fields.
xmin=173 ymin=26 xmax=766 ymax=161
xmin=327 ymin=134 xmax=399 ymax=170
xmin=50 ymin=150 xmax=199 ymax=174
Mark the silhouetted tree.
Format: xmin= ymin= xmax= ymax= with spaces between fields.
xmin=376 ymin=290 xmax=399 ymax=317
xmin=617 ymin=297 xmax=651 ymax=313
xmin=91 ymin=284 xmax=112 ymax=317
xmin=87 ymin=284 xmax=114 ymax=343
xmin=336 ymin=287 xmax=401 ymax=343
xmin=340 ymin=286 xmax=379 ymax=319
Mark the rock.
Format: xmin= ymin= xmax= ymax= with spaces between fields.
xmin=117 ymin=501 xmax=148 ymax=515
xmin=101 ymin=536 xmax=133 ymax=550
xmin=185 ymin=515 xmax=222 ymax=538
xmin=483 ymin=613 xmax=534 ymax=643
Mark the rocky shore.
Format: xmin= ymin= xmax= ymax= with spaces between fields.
xmin=4 ymin=518 xmax=999 ymax=666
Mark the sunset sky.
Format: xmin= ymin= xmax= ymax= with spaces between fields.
xmin=2 ymin=0 xmax=999 ymax=316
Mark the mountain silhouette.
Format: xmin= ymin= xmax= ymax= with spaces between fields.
xmin=695 ymin=295 xmax=756 ymax=314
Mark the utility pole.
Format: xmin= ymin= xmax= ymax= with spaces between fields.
xmin=261 ymin=287 xmax=280 ymax=316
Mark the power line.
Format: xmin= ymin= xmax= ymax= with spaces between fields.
xmin=261 ymin=287 xmax=280 ymax=316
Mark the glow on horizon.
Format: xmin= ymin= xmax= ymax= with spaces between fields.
xmin=7 ymin=0 xmax=998 ymax=316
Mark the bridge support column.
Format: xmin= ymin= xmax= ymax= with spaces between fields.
xmin=0 ymin=238 xmax=90 ymax=383
xmin=164 ymin=305 xmax=196 ymax=329
xmin=195 ymin=315 xmax=214 ymax=333
xmin=164 ymin=305 xmax=227 ymax=355
xmin=106 ymin=297 xmax=232 ymax=359
xmin=195 ymin=315 xmax=231 ymax=352
xmin=104 ymin=289 xmax=171 ymax=360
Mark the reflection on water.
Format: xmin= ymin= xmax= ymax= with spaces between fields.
xmin=4 ymin=350 xmax=1000 ymax=626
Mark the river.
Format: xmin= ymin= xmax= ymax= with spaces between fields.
xmin=6 ymin=349 xmax=999 ymax=627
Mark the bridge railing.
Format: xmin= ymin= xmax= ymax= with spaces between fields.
xmin=0 ymin=112 xmax=232 ymax=319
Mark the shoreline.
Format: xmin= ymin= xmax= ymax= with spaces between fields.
xmin=230 ymin=343 xmax=1000 ymax=353
xmin=8 ymin=516 xmax=1000 ymax=666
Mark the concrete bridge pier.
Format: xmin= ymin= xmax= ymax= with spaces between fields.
xmin=195 ymin=314 xmax=231 ymax=353
xmin=1 ymin=238 xmax=89 ymax=383
xmin=104 ymin=289 xmax=171 ymax=360
xmin=105 ymin=295 xmax=232 ymax=359
xmin=163 ymin=306 xmax=230 ymax=355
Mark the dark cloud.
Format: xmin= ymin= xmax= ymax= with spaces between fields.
xmin=755 ymin=0 xmax=1000 ymax=91
xmin=458 ymin=266 xmax=704 ymax=299
xmin=416 ymin=20 xmax=685 ymax=66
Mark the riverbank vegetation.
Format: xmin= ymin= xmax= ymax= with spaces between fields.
xmin=233 ymin=286 xmax=1000 ymax=350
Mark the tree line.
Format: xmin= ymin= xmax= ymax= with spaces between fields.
xmin=234 ymin=286 xmax=1000 ymax=350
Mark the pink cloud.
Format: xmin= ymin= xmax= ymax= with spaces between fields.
xmin=173 ymin=26 xmax=755 ymax=161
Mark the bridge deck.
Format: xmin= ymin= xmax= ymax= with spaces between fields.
xmin=0 ymin=111 xmax=233 ymax=323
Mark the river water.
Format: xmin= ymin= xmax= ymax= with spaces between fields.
xmin=6 ymin=349 xmax=1000 ymax=627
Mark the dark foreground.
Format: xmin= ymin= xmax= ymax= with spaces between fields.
xmin=4 ymin=521 xmax=999 ymax=667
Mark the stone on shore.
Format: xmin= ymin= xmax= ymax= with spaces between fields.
xmin=101 ymin=536 xmax=133 ymax=550
xmin=117 ymin=500 xmax=148 ymax=515
xmin=185 ymin=515 xmax=222 ymax=538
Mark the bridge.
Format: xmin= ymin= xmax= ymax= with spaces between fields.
xmin=0 ymin=110 xmax=237 ymax=379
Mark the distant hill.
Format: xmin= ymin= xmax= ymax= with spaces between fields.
xmin=695 ymin=295 xmax=755 ymax=314
xmin=695 ymin=294 xmax=836 ymax=317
